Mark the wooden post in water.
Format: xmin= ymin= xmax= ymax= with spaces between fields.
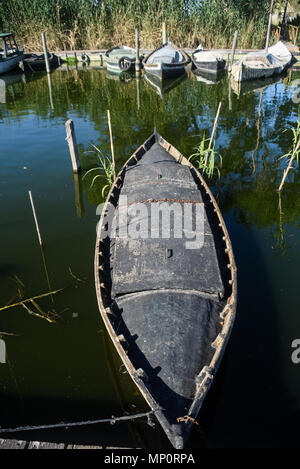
xmin=265 ymin=0 xmax=275 ymax=53
xmin=41 ymin=32 xmax=50 ymax=73
xmin=228 ymin=30 xmax=238 ymax=72
xmin=107 ymin=110 xmax=116 ymax=179
xmin=203 ymin=101 xmax=222 ymax=171
xmin=135 ymin=27 xmax=141 ymax=73
xmin=162 ymin=22 xmax=167 ymax=43
xmin=28 ymin=190 xmax=43 ymax=246
xmin=65 ymin=119 xmax=81 ymax=173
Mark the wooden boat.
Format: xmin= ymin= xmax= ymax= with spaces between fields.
xmin=0 ymin=33 xmax=23 ymax=75
xmin=144 ymin=71 xmax=187 ymax=99
xmin=231 ymin=41 xmax=293 ymax=82
xmin=105 ymin=45 xmax=141 ymax=73
xmin=95 ymin=131 xmax=237 ymax=449
xmin=23 ymin=53 xmax=58 ymax=72
xmin=192 ymin=47 xmax=226 ymax=74
xmin=143 ymin=41 xmax=190 ymax=80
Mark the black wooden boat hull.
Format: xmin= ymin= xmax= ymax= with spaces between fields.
xmin=23 ymin=53 xmax=58 ymax=71
xmin=95 ymin=132 xmax=237 ymax=448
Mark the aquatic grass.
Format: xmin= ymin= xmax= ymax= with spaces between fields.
xmin=0 ymin=0 xmax=271 ymax=51
xmin=189 ymin=133 xmax=222 ymax=179
xmin=83 ymin=145 xmax=115 ymax=199
xmin=278 ymin=120 xmax=300 ymax=192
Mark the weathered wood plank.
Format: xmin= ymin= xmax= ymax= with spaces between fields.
xmin=28 ymin=441 xmax=66 ymax=449
xmin=0 ymin=439 xmax=26 ymax=449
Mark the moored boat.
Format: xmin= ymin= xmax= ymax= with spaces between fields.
xmin=142 ymin=41 xmax=190 ymax=80
xmin=95 ymin=131 xmax=237 ymax=449
xmin=192 ymin=46 xmax=226 ymax=74
xmin=231 ymin=41 xmax=293 ymax=82
xmin=0 ymin=32 xmax=23 ymax=75
xmin=105 ymin=45 xmax=141 ymax=73
xmin=23 ymin=53 xmax=58 ymax=72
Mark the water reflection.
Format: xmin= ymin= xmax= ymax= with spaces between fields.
xmin=144 ymin=71 xmax=187 ymax=99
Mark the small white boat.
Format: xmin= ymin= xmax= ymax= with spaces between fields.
xmin=143 ymin=41 xmax=190 ymax=80
xmin=0 ymin=33 xmax=23 ymax=75
xmin=105 ymin=45 xmax=139 ymax=73
xmin=192 ymin=45 xmax=226 ymax=74
xmin=231 ymin=41 xmax=293 ymax=82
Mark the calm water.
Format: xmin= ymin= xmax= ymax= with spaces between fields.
xmin=0 ymin=64 xmax=300 ymax=449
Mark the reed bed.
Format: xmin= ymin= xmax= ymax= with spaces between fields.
xmin=0 ymin=0 xmax=271 ymax=51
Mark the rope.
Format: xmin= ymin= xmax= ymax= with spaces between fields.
xmin=0 ymin=410 xmax=158 ymax=435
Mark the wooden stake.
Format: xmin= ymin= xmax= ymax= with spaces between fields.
xmin=107 ymin=110 xmax=116 ymax=179
xmin=65 ymin=119 xmax=81 ymax=173
xmin=135 ymin=27 xmax=140 ymax=72
xmin=41 ymin=32 xmax=50 ymax=73
xmin=229 ymin=30 xmax=238 ymax=72
xmin=162 ymin=22 xmax=167 ymax=44
xmin=203 ymin=102 xmax=222 ymax=171
xmin=278 ymin=137 xmax=300 ymax=192
xmin=265 ymin=0 xmax=275 ymax=53
xmin=28 ymin=191 xmax=43 ymax=246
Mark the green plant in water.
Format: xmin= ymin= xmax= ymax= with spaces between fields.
xmin=83 ymin=145 xmax=115 ymax=198
xmin=278 ymin=120 xmax=300 ymax=192
xmin=189 ymin=133 xmax=222 ymax=178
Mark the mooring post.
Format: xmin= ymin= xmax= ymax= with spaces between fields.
xmin=203 ymin=101 xmax=222 ymax=171
xmin=41 ymin=32 xmax=51 ymax=73
xmin=28 ymin=190 xmax=43 ymax=246
xmin=135 ymin=27 xmax=141 ymax=73
xmin=265 ymin=0 xmax=275 ymax=53
xmin=228 ymin=30 xmax=238 ymax=72
xmin=65 ymin=119 xmax=81 ymax=173
xmin=162 ymin=22 xmax=167 ymax=44
xmin=107 ymin=110 xmax=116 ymax=180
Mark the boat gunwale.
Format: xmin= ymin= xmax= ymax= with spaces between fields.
xmin=94 ymin=132 xmax=237 ymax=448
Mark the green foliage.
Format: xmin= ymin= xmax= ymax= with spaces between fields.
xmin=189 ymin=133 xmax=222 ymax=178
xmin=279 ymin=120 xmax=300 ymax=168
xmin=0 ymin=0 xmax=271 ymax=50
xmin=82 ymin=145 xmax=115 ymax=199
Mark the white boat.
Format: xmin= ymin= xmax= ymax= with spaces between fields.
xmin=143 ymin=41 xmax=190 ymax=80
xmin=231 ymin=41 xmax=293 ymax=82
xmin=192 ymin=45 xmax=226 ymax=74
xmin=0 ymin=32 xmax=23 ymax=75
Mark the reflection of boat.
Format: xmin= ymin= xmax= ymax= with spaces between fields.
xmin=230 ymin=73 xmax=284 ymax=96
xmin=105 ymin=46 xmax=140 ymax=73
xmin=23 ymin=53 xmax=58 ymax=72
xmin=0 ymin=71 xmax=25 ymax=103
xmin=95 ymin=131 xmax=237 ymax=449
xmin=144 ymin=71 xmax=187 ymax=98
xmin=143 ymin=41 xmax=190 ymax=80
xmin=192 ymin=46 xmax=226 ymax=73
xmin=106 ymin=70 xmax=134 ymax=83
xmin=192 ymin=68 xmax=224 ymax=85
xmin=231 ymin=41 xmax=293 ymax=82
xmin=0 ymin=33 xmax=23 ymax=75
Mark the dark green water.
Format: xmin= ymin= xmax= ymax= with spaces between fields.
xmin=0 ymin=64 xmax=300 ymax=449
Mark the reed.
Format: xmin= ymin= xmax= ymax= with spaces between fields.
xmin=0 ymin=0 xmax=270 ymax=51
xmin=278 ymin=121 xmax=300 ymax=192
xmin=82 ymin=145 xmax=115 ymax=199
xmin=189 ymin=133 xmax=222 ymax=179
